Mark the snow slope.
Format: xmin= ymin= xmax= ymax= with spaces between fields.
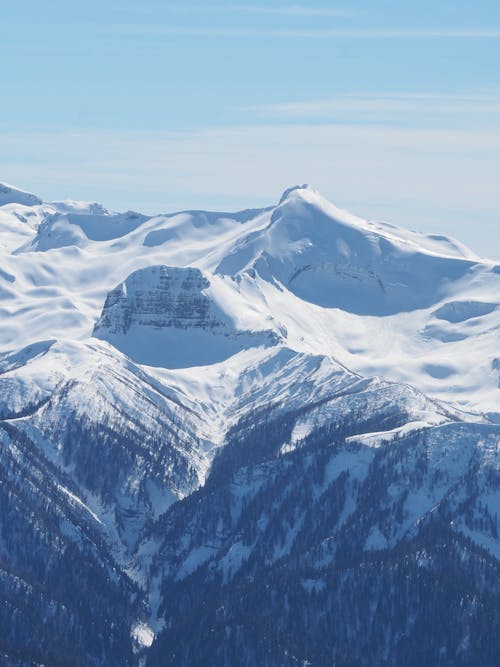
xmin=0 ymin=182 xmax=42 ymax=207
xmin=216 ymin=184 xmax=478 ymax=315
xmin=1 ymin=181 xmax=498 ymax=413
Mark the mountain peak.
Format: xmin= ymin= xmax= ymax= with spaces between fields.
xmin=217 ymin=186 xmax=478 ymax=317
xmin=278 ymin=184 xmax=311 ymax=204
xmin=0 ymin=182 xmax=42 ymax=207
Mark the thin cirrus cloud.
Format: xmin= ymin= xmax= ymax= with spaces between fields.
xmin=100 ymin=24 xmax=500 ymax=39
xmin=0 ymin=2 xmax=355 ymax=17
xmin=243 ymin=92 xmax=500 ymax=124
xmin=208 ymin=4 xmax=357 ymax=17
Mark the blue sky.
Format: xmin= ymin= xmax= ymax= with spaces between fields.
xmin=2 ymin=0 xmax=500 ymax=258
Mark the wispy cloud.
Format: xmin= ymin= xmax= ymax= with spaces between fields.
xmin=209 ymin=5 xmax=356 ymax=17
xmin=1 ymin=1 xmax=354 ymax=17
xmin=244 ymin=92 xmax=500 ymax=124
xmin=99 ymin=25 xmax=500 ymax=39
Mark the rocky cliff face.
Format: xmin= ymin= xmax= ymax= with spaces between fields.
xmin=93 ymin=265 xmax=280 ymax=367
xmin=94 ymin=266 xmax=223 ymax=334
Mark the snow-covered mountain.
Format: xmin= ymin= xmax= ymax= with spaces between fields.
xmin=0 ymin=182 xmax=499 ymax=665
xmin=1 ymin=182 xmax=498 ymax=412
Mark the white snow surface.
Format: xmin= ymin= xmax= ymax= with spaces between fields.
xmin=131 ymin=622 xmax=155 ymax=648
xmin=0 ymin=181 xmax=499 ymax=414
xmin=0 ymin=182 xmax=42 ymax=207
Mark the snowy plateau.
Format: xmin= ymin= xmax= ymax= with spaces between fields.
xmin=0 ymin=181 xmax=499 ymax=666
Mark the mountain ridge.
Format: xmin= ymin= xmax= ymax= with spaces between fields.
xmin=3 ymin=180 xmax=497 ymax=410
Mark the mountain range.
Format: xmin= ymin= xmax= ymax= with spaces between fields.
xmin=0 ymin=181 xmax=499 ymax=666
